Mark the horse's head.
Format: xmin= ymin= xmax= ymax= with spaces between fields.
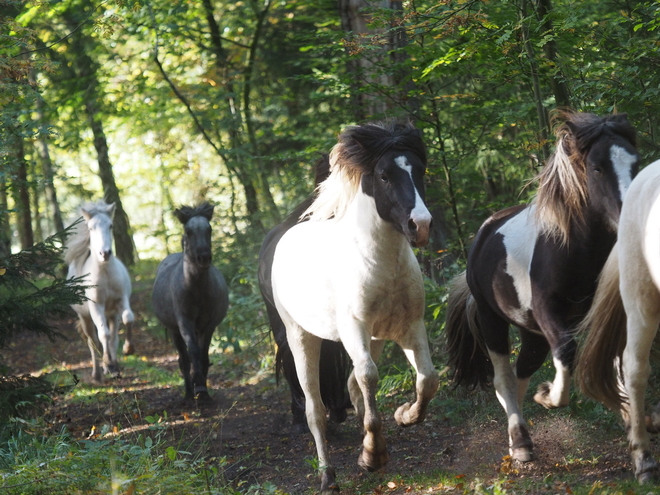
xmin=175 ymin=203 xmax=215 ymax=268
xmin=536 ymin=111 xmax=639 ymax=243
xmin=361 ymin=149 xmax=432 ymax=247
xmin=82 ymin=202 xmax=115 ymax=263
xmin=571 ymin=113 xmax=640 ymax=232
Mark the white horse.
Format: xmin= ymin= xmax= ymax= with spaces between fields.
xmin=65 ymin=201 xmax=134 ymax=382
xmin=576 ymin=159 xmax=660 ymax=483
xmin=271 ymin=121 xmax=439 ymax=493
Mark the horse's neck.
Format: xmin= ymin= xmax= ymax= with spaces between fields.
xmin=342 ymin=190 xmax=407 ymax=262
xmin=182 ymin=256 xmax=210 ymax=288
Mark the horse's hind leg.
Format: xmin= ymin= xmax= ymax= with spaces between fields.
xmin=286 ymin=324 xmax=339 ymax=493
xmin=393 ymin=319 xmax=439 ymax=426
xmin=122 ymin=301 xmax=135 ymax=356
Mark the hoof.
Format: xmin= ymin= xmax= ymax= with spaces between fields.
xmin=635 ymin=451 xmax=659 ymax=484
xmin=329 ymin=407 xmax=348 ymax=424
xmin=123 ymin=342 xmax=135 ymax=356
xmin=511 ymin=446 xmax=535 ymax=462
xmin=292 ymin=420 xmax=309 ymax=435
xmin=510 ymin=423 xmax=534 ymax=462
xmin=638 ymin=470 xmax=657 ymax=485
xmin=195 ymin=391 xmax=213 ymax=404
xmin=358 ymin=447 xmax=389 ymax=472
xmin=320 ymin=467 xmax=339 ymax=494
xmin=394 ymin=402 xmax=423 ymax=427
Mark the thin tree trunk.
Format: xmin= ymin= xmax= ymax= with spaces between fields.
xmin=85 ymin=97 xmax=135 ymax=265
xmin=31 ymin=71 xmax=65 ymax=235
xmin=13 ymin=137 xmax=34 ymax=249
xmin=536 ymin=0 xmax=571 ymax=108
xmin=63 ymin=11 xmax=135 ymax=265
xmin=520 ymin=0 xmax=550 ymax=162
xmin=0 ymin=176 xmax=10 ymax=259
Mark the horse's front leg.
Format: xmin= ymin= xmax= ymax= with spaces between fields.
xmin=348 ymin=339 xmax=385 ymax=424
xmin=394 ymin=319 xmax=439 ymax=426
xmin=623 ymin=311 xmax=660 ymax=483
xmin=286 ymin=324 xmax=338 ymax=493
xmin=177 ymin=317 xmax=209 ymax=400
xmin=105 ymin=313 xmax=121 ymax=377
xmin=531 ymin=303 xmax=573 ymax=409
xmin=341 ymin=319 xmax=388 ymax=473
xmin=88 ymin=302 xmax=118 ymax=377
xmin=79 ymin=313 xmax=103 ymax=383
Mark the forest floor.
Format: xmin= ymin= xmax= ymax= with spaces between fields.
xmin=0 ymin=283 xmax=647 ymax=494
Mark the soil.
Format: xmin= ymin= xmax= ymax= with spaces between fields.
xmin=0 ymin=289 xmax=638 ymax=494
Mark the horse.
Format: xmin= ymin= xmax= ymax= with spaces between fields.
xmin=65 ymin=200 xmax=135 ymax=383
xmin=258 ymin=155 xmax=353 ymax=431
xmin=152 ymin=202 xmax=229 ymax=402
xmin=445 ymin=111 xmax=639 ymax=463
xmin=576 ymin=159 xmax=660 ymax=483
xmin=270 ymin=121 xmax=439 ymax=493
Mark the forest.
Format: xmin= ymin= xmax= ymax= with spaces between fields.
xmin=2 ymin=0 xmax=660 ymax=493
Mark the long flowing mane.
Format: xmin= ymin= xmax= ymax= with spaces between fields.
xmin=533 ymin=110 xmax=637 ymax=245
xmin=64 ymin=200 xmax=113 ymax=270
xmin=303 ymin=121 xmax=427 ymax=221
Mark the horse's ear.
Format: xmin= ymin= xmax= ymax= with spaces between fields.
xmin=81 ymin=209 xmax=92 ymax=222
xmin=610 ymin=113 xmax=629 ymax=123
xmin=199 ymin=202 xmax=215 ymax=220
xmin=107 ymin=202 xmax=116 ymax=219
xmin=174 ymin=208 xmax=186 ymax=225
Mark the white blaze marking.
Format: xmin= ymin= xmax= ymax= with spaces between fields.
xmin=394 ymin=155 xmax=432 ymax=223
xmin=610 ymin=145 xmax=636 ymax=201
xmin=496 ymin=206 xmax=538 ymax=312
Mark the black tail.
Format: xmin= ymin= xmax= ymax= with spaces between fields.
xmin=257 ymin=155 xmax=352 ymax=425
xmin=445 ymin=272 xmax=493 ymax=389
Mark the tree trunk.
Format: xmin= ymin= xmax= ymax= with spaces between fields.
xmin=536 ymin=0 xmax=571 ymax=108
xmin=13 ymin=137 xmax=34 ymax=250
xmin=31 ymin=71 xmax=65 ymax=236
xmin=63 ymin=10 xmax=135 ymax=265
xmin=0 ymin=176 xmax=10 ymax=259
xmin=85 ymin=98 xmax=135 ymax=266
xmin=520 ymin=0 xmax=550 ymax=162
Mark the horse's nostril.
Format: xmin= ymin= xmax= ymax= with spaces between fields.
xmin=408 ymin=219 xmax=417 ymax=232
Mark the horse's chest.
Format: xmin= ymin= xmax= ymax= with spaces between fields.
xmin=354 ymin=269 xmax=423 ymax=336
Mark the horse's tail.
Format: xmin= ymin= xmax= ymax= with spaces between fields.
xmin=575 ymin=242 xmax=627 ymax=411
xmin=445 ymin=271 xmax=493 ymax=389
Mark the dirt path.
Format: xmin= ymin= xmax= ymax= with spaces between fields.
xmin=0 ymin=303 xmax=635 ymax=494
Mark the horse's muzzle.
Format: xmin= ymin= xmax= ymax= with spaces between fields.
xmin=407 ymin=217 xmax=431 ymax=248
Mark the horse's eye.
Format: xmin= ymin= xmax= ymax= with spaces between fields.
xmin=594 ymin=167 xmax=603 ymax=174
xmin=380 ymin=173 xmax=389 ymax=183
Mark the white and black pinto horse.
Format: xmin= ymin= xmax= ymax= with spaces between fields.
xmin=65 ymin=200 xmax=135 ymax=383
xmin=258 ymin=155 xmax=353 ymax=431
xmin=577 ymin=160 xmax=660 ymax=483
xmin=446 ymin=111 xmax=639 ymax=462
xmin=152 ymin=203 xmax=229 ymax=402
xmin=270 ymin=121 xmax=439 ymax=493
